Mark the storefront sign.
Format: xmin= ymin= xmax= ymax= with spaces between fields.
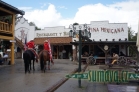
xmin=36 ymin=32 xmax=69 ymax=37
xmin=89 ymin=27 xmax=124 ymax=34
xmin=10 ymin=40 xmax=16 ymax=43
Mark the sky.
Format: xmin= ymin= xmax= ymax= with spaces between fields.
xmin=3 ymin=0 xmax=139 ymax=33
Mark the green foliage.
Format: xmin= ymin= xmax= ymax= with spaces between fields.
xmin=29 ymin=22 xmax=41 ymax=30
xmin=128 ymin=27 xmax=137 ymax=41
xmin=73 ymin=22 xmax=79 ymax=25
xmin=128 ymin=27 xmax=137 ymax=56
xmin=35 ymin=26 xmax=41 ymax=30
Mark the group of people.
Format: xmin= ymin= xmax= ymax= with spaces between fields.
xmin=0 ymin=17 xmax=11 ymax=31
xmin=0 ymin=39 xmax=52 ymax=65
xmin=0 ymin=17 xmax=10 ymax=23
xmin=25 ymin=39 xmax=51 ymax=62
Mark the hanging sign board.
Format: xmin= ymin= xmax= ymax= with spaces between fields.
xmin=10 ymin=40 xmax=16 ymax=43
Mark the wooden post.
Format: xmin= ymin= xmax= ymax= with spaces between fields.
xmin=137 ymin=51 xmax=139 ymax=65
xmin=105 ymin=51 xmax=107 ymax=65
xmin=11 ymin=14 xmax=15 ymax=65
xmin=57 ymin=46 xmax=58 ymax=59
xmin=11 ymin=42 xmax=14 ymax=64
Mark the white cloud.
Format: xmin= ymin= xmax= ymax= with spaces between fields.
xmin=23 ymin=4 xmax=62 ymax=28
xmin=74 ymin=1 xmax=139 ymax=32
xmin=58 ymin=6 xmax=67 ymax=9
xmin=19 ymin=7 xmax=32 ymax=10
xmin=22 ymin=0 xmax=139 ymax=32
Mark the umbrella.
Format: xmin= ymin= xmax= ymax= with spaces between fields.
xmin=136 ymin=20 xmax=139 ymax=52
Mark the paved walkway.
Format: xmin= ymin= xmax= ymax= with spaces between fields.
xmin=0 ymin=59 xmax=108 ymax=92
xmin=1 ymin=59 xmax=138 ymax=92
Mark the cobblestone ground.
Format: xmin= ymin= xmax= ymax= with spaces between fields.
xmin=0 ymin=59 xmax=109 ymax=92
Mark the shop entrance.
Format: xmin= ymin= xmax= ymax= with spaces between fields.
xmin=82 ymin=45 xmax=89 ymax=55
xmin=63 ymin=45 xmax=72 ymax=59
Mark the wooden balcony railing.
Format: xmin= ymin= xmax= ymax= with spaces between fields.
xmin=0 ymin=21 xmax=12 ymax=34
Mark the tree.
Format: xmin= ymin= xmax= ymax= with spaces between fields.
xmin=29 ymin=22 xmax=41 ymax=30
xmin=128 ymin=27 xmax=137 ymax=56
xmin=128 ymin=27 xmax=137 ymax=41
xmin=73 ymin=22 xmax=79 ymax=25
xmin=29 ymin=22 xmax=36 ymax=26
xmin=35 ymin=26 xmax=41 ymax=30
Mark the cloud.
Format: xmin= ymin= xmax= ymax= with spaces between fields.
xmin=22 ymin=0 xmax=139 ymax=32
xmin=23 ymin=4 xmax=62 ymax=28
xmin=19 ymin=7 xmax=32 ymax=10
xmin=58 ymin=6 xmax=67 ymax=9
xmin=74 ymin=1 xmax=139 ymax=32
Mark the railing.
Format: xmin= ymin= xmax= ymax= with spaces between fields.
xmin=0 ymin=21 xmax=12 ymax=34
xmin=15 ymin=37 xmax=24 ymax=49
xmin=82 ymin=56 xmax=137 ymax=65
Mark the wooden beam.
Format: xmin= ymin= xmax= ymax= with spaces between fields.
xmin=97 ymin=45 xmax=105 ymax=52
xmin=12 ymin=15 xmax=15 ymax=34
xmin=0 ymin=7 xmax=15 ymax=15
xmin=0 ymin=35 xmax=13 ymax=40
xmin=0 ymin=30 xmax=12 ymax=34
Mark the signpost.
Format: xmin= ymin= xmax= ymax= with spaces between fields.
xmin=66 ymin=73 xmax=88 ymax=79
xmin=128 ymin=73 xmax=139 ymax=79
xmin=66 ymin=70 xmax=139 ymax=83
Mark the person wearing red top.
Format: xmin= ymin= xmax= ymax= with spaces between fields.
xmin=43 ymin=40 xmax=54 ymax=68
xmin=26 ymin=40 xmax=39 ymax=62
xmin=26 ymin=40 xmax=35 ymax=49
xmin=44 ymin=40 xmax=50 ymax=51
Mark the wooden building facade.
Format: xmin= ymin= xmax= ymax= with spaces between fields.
xmin=0 ymin=1 xmax=24 ymax=64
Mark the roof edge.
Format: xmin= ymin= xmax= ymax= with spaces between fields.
xmin=0 ymin=0 xmax=25 ymax=15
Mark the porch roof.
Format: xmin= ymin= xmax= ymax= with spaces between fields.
xmin=0 ymin=0 xmax=25 ymax=15
xmin=34 ymin=37 xmax=72 ymax=45
xmin=70 ymin=41 xmax=136 ymax=45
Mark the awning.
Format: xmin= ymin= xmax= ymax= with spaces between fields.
xmin=70 ymin=41 xmax=136 ymax=45
xmin=34 ymin=37 xmax=72 ymax=45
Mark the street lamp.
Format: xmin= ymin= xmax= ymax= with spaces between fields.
xmin=69 ymin=24 xmax=91 ymax=88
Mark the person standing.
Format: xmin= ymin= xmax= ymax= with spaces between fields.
xmin=62 ymin=49 xmax=66 ymax=59
xmin=106 ymin=53 xmax=111 ymax=65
